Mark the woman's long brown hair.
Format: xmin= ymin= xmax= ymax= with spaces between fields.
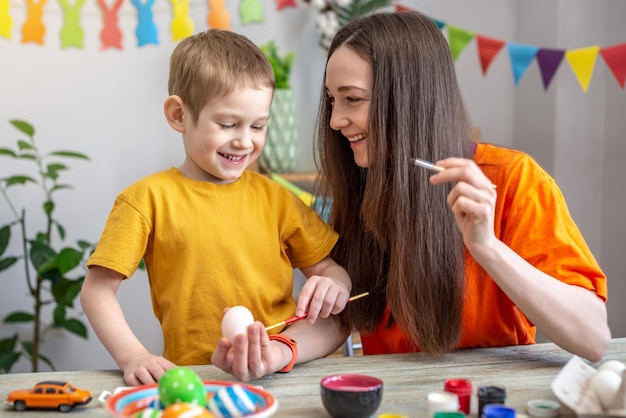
xmin=315 ymin=11 xmax=472 ymax=355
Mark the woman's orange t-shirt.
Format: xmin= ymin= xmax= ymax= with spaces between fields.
xmin=361 ymin=143 xmax=607 ymax=354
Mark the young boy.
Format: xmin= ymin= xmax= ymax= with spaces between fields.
xmin=80 ymin=29 xmax=351 ymax=386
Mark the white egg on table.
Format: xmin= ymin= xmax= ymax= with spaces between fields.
xmin=589 ymin=369 xmax=623 ymax=410
xmin=598 ymin=360 xmax=626 ymax=377
xmin=221 ymin=306 xmax=255 ymax=342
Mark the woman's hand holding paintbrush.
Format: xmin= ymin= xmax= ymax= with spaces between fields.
xmin=265 ymin=292 xmax=369 ymax=332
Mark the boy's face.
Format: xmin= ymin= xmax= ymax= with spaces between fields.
xmin=179 ymin=86 xmax=273 ymax=184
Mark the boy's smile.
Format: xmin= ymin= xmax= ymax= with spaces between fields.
xmin=177 ymin=86 xmax=273 ymax=184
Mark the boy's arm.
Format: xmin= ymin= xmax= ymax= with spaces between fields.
xmin=80 ymin=265 xmax=175 ymax=385
xmin=297 ymin=256 xmax=352 ymax=323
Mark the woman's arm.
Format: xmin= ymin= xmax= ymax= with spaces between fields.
xmin=432 ymin=157 xmax=610 ymax=362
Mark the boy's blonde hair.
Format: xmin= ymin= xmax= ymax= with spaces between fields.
xmin=168 ymin=29 xmax=275 ymax=124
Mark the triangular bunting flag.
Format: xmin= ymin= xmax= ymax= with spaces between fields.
xmin=600 ymin=43 xmax=626 ymax=89
xmin=394 ymin=4 xmax=414 ymax=13
xmin=507 ymin=42 xmax=539 ymax=85
xmin=536 ymin=48 xmax=565 ymax=91
xmin=430 ymin=17 xmax=446 ymax=30
xmin=275 ymin=0 xmax=296 ymax=11
xmin=565 ymin=45 xmax=600 ymax=93
xmin=475 ymin=34 xmax=505 ymax=75
xmin=447 ymin=25 xmax=474 ymax=61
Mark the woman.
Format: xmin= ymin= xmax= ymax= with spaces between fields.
xmin=212 ymin=11 xmax=610 ymax=381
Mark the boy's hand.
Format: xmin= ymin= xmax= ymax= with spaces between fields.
xmin=295 ymin=275 xmax=350 ymax=323
xmin=298 ymin=256 xmax=352 ymax=324
xmin=120 ymin=353 xmax=176 ymax=386
xmin=211 ymin=322 xmax=287 ymax=382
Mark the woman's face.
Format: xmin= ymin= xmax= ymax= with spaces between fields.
xmin=325 ymin=46 xmax=373 ymax=168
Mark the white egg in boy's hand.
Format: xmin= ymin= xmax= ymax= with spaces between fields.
xmin=221 ymin=306 xmax=255 ymax=342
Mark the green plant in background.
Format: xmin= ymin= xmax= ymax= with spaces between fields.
xmin=260 ymin=40 xmax=294 ymax=90
xmin=258 ymin=41 xmax=300 ymax=173
xmin=0 ymin=119 xmax=94 ymax=373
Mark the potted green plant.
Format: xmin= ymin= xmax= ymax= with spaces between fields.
xmin=0 ymin=119 xmax=94 ymax=373
xmin=259 ymin=40 xmax=299 ymax=174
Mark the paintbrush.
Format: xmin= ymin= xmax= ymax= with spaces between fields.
xmin=410 ymin=157 xmax=496 ymax=188
xmin=409 ymin=157 xmax=445 ymax=172
xmin=265 ymin=292 xmax=369 ymax=332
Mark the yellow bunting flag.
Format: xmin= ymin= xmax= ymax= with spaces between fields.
xmin=207 ymin=0 xmax=231 ymax=29
xmin=0 ymin=0 xmax=12 ymax=39
xmin=170 ymin=0 xmax=194 ymax=40
xmin=21 ymin=0 xmax=48 ymax=44
xmin=565 ymin=45 xmax=600 ymax=93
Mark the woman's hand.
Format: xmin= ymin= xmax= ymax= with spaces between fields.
xmin=430 ymin=158 xmax=498 ymax=252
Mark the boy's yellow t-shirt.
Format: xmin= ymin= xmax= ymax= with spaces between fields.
xmin=87 ymin=168 xmax=338 ymax=365
xmin=361 ymin=143 xmax=607 ymax=354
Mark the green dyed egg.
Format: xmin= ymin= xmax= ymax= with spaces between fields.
xmin=133 ymin=407 xmax=163 ymax=417
xmin=158 ymin=367 xmax=206 ymax=407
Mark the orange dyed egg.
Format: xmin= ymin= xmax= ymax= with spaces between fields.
xmin=162 ymin=403 xmax=214 ymax=418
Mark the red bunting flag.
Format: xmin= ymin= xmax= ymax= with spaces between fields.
xmin=475 ymin=34 xmax=506 ymax=75
xmin=275 ymin=0 xmax=296 ymax=11
xmin=600 ymin=43 xmax=626 ymax=89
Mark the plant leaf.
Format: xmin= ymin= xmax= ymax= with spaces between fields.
xmin=49 ymin=151 xmax=90 ymax=161
xmin=16 ymin=153 xmax=37 ymax=161
xmin=0 ymin=256 xmax=18 ymax=272
xmin=10 ymin=120 xmax=35 ymax=136
xmin=53 ymin=304 xmax=66 ymax=324
xmin=55 ymin=248 xmax=82 ymax=274
xmin=4 ymin=175 xmax=37 ymax=187
xmin=30 ymin=241 xmax=57 ymax=272
xmin=0 ymin=350 xmax=21 ymax=373
xmin=17 ymin=140 xmax=35 ymax=151
xmin=39 ymin=353 xmax=56 ymax=371
xmin=61 ymin=319 xmax=88 ymax=338
xmin=50 ymin=184 xmax=72 ymax=193
xmin=4 ymin=312 xmax=34 ymax=323
xmin=0 ymin=334 xmax=18 ymax=351
xmin=43 ymin=200 xmax=54 ymax=216
xmin=0 ymin=148 xmax=17 ymax=157
xmin=52 ymin=278 xmax=83 ymax=306
xmin=0 ymin=225 xmax=10 ymax=255
xmin=77 ymin=240 xmax=92 ymax=250
xmin=56 ymin=223 xmax=66 ymax=240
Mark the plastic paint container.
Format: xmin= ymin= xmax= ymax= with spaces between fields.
xmin=526 ymin=399 xmax=560 ymax=417
xmin=444 ymin=379 xmax=473 ymax=414
xmin=427 ymin=391 xmax=460 ymax=417
xmin=477 ymin=386 xmax=506 ymax=418
xmin=482 ymin=404 xmax=516 ymax=418
xmin=434 ymin=412 xmax=466 ymax=418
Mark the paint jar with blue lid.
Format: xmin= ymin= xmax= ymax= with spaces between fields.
xmin=482 ymin=405 xmax=516 ymax=418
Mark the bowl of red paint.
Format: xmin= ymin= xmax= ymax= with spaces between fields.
xmin=320 ymin=374 xmax=383 ymax=418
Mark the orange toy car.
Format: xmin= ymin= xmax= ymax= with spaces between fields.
xmin=5 ymin=381 xmax=92 ymax=412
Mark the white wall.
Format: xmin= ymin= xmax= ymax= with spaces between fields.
xmin=1 ymin=0 xmax=624 ymax=373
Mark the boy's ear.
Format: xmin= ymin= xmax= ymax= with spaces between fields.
xmin=164 ymin=95 xmax=186 ymax=133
